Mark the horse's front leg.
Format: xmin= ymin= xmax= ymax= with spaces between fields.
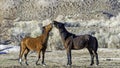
xmin=41 ymin=48 xmax=47 ymax=66
xmin=66 ymin=48 xmax=72 ymax=66
xmin=36 ymin=50 xmax=41 ymax=65
xmin=19 ymin=44 xmax=26 ymax=65
xmin=24 ymin=49 xmax=30 ymax=65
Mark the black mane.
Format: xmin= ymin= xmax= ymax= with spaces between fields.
xmin=58 ymin=25 xmax=75 ymax=41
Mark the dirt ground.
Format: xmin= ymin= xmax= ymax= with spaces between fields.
xmin=0 ymin=48 xmax=120 ymax=68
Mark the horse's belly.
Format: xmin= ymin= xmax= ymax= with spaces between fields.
xmin=72 ymin=41 xmax=85 ymax=49
xmin=27 ymin=45 xmax=36 ymax=50
xmin=72 ymin=45 xmax=85 ymax=50
xmin=26 ymin=44 xmax=42 ymax=51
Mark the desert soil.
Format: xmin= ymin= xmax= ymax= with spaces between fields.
xmin=0 ymin=48 xmax=120 ymax=68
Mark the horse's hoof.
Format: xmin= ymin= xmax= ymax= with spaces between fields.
xmin=67 ymin=64 xmax=71 ymax=67
xmin=19 ymin=61 xmax=22 ymax=65
xmin=36 ymin=63 xmax=40 ymax=66
xmin=36 ymin=62 xmax=39 ymax=65
xmin=90 ymin=63 xmax=94 ymax=66
xmin=96 ymin=63 xmax=99 ymax=66
xmin=42 ymin=63 xmax=46 ymax=66
xmin=95 ymin=63 xmax=99 ymax=66
xmin=95 ymin=65 xmax=98 ymax=66
xmin=18 ymin=59 xmax=22 ymax=65
xmin=42 ymin=64 xmax=46 ymax=66
xmin=20 ymin=63 xmax=22 ymax=65
xmin=26 ymin=63 xmax=29 ymax=66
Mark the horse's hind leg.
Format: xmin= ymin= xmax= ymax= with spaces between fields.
xmin=94 ymin=51 xmax=99 ymax=66
xmin=24 ymin=48 xmax=30 ymax=65
xmin=66 ymin=48 xmax=72 ymax=66
xmin=87 ymin=48 xmax=94 ymax=66
xmin=19 ymin=44 xmax=26 ymax=65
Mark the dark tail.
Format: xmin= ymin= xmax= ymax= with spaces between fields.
xmin=94 ymin=37 xmax=98 ymax=51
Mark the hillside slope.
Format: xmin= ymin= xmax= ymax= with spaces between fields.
xmin=0 ymin=0 xmax=120 ymax=21
xmin=0 ymin=0 xmax=120 ymax=49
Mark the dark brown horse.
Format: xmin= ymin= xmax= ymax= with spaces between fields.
xmin=19 ymin=23 xmax=53 ymax=65
xmin=53 ymin=21 xmax=99 ymax=66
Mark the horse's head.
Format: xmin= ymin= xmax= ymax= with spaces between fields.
xmin=42 ymin=23 xmax=53 ymax=33
xmin=53 ymin=21 xmax=65 ymax=29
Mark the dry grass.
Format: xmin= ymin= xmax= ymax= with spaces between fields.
xmin=0 ymin=48 xmax=120 ymax=68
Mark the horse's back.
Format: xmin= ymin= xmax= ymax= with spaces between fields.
xmin=21 ymin=37 xmax=29 ymax=45
xmin=21 ymin=37 xmax=33 ymax=43
xmin=21 ymin=37 xmax=41 ymax=50
xmin=73 ymin=34 xmax=90 ymax=42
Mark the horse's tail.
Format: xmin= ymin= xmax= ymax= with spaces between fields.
xmin=18 ymin=41 xmax=23 ymax=65
xmin=19 ymin=42 xmax=21 ymax=57
xmin=18 ymin=41 xmax=22 ymax=59
xmin=94 ymin=37 xmax=98 ymax=51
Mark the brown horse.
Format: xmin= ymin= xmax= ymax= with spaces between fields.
xmin=19 ymin=23 xmax=53 ymax=65
xmin=53 ymin=21 xmax=99 ymax=66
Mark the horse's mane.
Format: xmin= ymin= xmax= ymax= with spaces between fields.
xmin=59 ymin=25 xmax=76 ymax=40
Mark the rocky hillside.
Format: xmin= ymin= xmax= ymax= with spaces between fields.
xmin=0 ymin=0 xmax=120 ymax=21
xmin=0 ymin=0 xmax=120 ymax=50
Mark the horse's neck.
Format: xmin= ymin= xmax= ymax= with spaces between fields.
xmin=59 ymin=27 xmax=70 ymax=41
xmin=39 ymin=30 xmax=49 ymax=44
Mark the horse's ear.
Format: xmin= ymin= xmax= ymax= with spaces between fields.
xmin=53 ymin=20 xmax=58 ymax=23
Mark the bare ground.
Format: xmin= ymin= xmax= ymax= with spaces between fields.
xmin=0 ymin=48 xmax=120 ymax=68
